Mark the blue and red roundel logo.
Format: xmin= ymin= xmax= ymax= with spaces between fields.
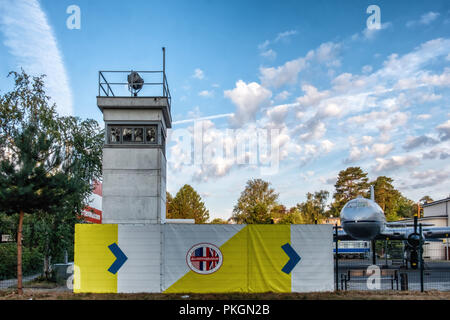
xmin=186 ymin=243 xmax=223 ymax=274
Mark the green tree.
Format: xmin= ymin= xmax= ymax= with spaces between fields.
xmin=370 ymin=176 xmax=418 ymax=221
xmin=0 ymin=71 xmax=103 ymax=292
xmin=168 ymin=185 xmax=210 ymax=223
xmin=209 ymin=218 xmax=228 ymax=224
xmin=277 ymin=207 xmax=305 ymax=224
xmin=231 ymin=179 xmax=279 ymax=224
xmin=396 ymin=195 xmax=416 ymax=219
xmin=166 ymin=191 xmax=173 ymax=218
xmin=296 ymin=190 xmax=330 ymax=224
xmin=331 ymin=167 xmax=369 ymax=216
xmin=420 ymin=195 xmax=434 ymax=204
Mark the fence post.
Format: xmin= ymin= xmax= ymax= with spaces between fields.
xmin=335 ymin=224 xmax=339 ymax=291
xmin=419 ymin=223 xmax=424 ymax=292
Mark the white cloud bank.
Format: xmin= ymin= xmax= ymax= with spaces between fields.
xmin=0 ymin=0 xmax=73 ymax=115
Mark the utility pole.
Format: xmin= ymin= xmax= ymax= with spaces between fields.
xmin=335 ymin=224 xmax=339 ymax=291
xmin=419 ymin=223 xmax=424 ymax=292
xmin=372 ymin=239 xmax=377 ymax=265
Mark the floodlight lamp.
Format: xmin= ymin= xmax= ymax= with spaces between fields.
xmin=127 ymin=71 xmax=144 ymax=96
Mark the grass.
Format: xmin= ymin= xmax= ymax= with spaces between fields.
xmin=1 ymin=289 xmax=450 ymax=300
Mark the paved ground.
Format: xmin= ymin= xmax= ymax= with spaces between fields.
xmin=338 ymin=259 xmax=450 ymax=291
xmin=0 ymin=273 xmax=41 ymax=289
xmin=1 ymin=289 xmax=450 ymax=300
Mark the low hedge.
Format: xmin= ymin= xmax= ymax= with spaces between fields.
xmin=0 ymin=243 xmax=43 ymax=280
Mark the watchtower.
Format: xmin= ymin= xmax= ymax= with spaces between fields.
xmin=97 ymin=48 xmax=171 ymax=224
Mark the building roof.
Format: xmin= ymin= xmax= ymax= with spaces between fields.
xmin=422 ymin=198 xmax=450 ymax=207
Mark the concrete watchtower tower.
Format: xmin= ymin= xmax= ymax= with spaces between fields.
xmin=97 ymin=48 xmax=171 ymax=224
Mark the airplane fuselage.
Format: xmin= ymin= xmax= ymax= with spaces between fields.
xmin=340 ymin=196 xmax=386 ymax=241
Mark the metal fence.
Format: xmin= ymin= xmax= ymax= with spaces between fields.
xmin=0 ymin=273 xmax=42 ymax=290
xmin=334 ymin=225 xmax=450 ymax=292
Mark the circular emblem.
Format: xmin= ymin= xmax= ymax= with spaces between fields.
xmin=186 ymin=243 xmax=223 ymax=274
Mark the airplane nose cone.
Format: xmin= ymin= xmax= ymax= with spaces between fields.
xmin=340 ymin=198 xmax=384 ymax=240
xmin=343 ymin=222 xmax=380 ymax=240
xmin=340 ymin=199 xmax=383 ymax=222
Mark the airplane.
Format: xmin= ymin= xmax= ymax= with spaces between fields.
xmin=336 ymin=186 xmax=450 ymax=269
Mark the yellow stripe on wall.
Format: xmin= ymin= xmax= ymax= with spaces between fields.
xmin=74 ymin=224 xmax=118 ymax=293
xmin=248 ymin=225 xmax=291 ymax=292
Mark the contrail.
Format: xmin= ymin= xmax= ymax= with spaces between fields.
xmin=173 ymin=113 xmax=234 ymax=125
xmin=0 ymin=0 xmax=73 ymax=115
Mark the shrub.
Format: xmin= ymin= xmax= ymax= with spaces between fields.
xmin=0 ymin=243 xmax=43 ymax=280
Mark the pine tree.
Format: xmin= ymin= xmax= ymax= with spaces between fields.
xmin=0 ymin=71 xmax=103 ymax=292
xmin=331 ymin=167 xmax=369 ymax=216
xmin=168 ymin=185 xmax=209 ymax=223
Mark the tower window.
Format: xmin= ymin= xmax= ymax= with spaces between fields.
xmin=108 ymin=125 xmax=159 ymax=145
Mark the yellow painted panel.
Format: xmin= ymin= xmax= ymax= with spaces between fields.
xmin=74 ymin=224 xmax=118 ymax=293
xmin=248 ymin=225 xmax=291 ymax=292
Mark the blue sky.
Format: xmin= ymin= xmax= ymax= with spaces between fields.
xmin=0 ymin=0 xmax=450 ymax=220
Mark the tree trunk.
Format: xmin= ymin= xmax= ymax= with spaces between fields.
xmin=44 ymin=255 xmax=52 ymax=279
xmin=17 ymin=210 xmax=24 ymax=295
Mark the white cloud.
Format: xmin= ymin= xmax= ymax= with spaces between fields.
xmin=0 ymin=0 xmax=73 ymax=115
xmin=421 ymin=11 xmax=440 ymax=24
xmin=420 ymin=67 xmax=450 ymax=87
xmin=373 ymin=155 xmax=421 ymax=172
xmin=314 ymin=42 xmax=341 ymax=67
xmin=275 ymin=90 xmax=291 ymax=101
xmin=320 ymin=103 xmax=342 ymax=117
xmin=419 ymin=93 xmax=442 ymax=103
xmin=361 ymin=136 xmax=374 ymax=145
xmin=407 ymin=11 xmax=440 ymax=27
xmin=344 ymin=146 xmax=369 ymax=163
xmin=362 ymin=22 xmax=392 ymax=40
xmin=298 ymin=120 xmax=326 ymax=141
xmin=437 ymin=120 xmax=450 ymax=141
xmin=192 ymin=68 xmax=204 ymax=79
xmin=258 ymin=40 xmax=270 ymax=51
xmin=296 ymin=84 xmax=330 ymax=108
xmin=372 ymin=143 xmax=394 ymax=157
xmin=260 ymin=49 xmax=276 ymax=60
xmin=198 ymin=90 xmax=213 ymax=97
xmin=274 ymin=30 xmax=298 ymax=42
xmin=259 ymin=41 xmax=340 ymax=88
xmin=403 ymin=135 xmax=439 ymax=151
xmin=362 ymin=65 xmax=373 ymax=74
xmin=224 ymin=80 xmax=272 ymax=127
xmin=260 ymin=57 xmax=308 ymax=88
xmin=320 ymin=139 xmax=334 ymax=153
xmin=266 ymin=104 xmax=289 ymax=125
xmin=407 ymin=170 xmax=450 ymax=190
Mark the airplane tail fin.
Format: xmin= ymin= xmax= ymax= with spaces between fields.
xmin=370 ymin=185 xmax=375 ymax=201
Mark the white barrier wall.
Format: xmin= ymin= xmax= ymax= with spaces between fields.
xmin=74 ymin=224 xmax=333 ymax=293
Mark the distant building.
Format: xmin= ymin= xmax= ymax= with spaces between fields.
xmin=80 ymin=181 xmax=102 ymax=224
xmin=401 ymin=197 xmax=450 ymax=260
xmin=322 ymin=217 xmax=341 ymax=226
xmin=422 ymin=197 xmax=450 ymax=226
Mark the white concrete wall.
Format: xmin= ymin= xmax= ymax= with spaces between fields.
xmin=102 ymin=148 xmax=166 ymax=224
xmin=103 ymin=109 xmax=165 ymax=125
xmin=424 ymin=202 xmax=448 ymax=218
xmin=117 ymin=225 xmax=161 ymax=292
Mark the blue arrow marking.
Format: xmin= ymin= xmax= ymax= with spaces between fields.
xmin=281 ymin=243 xmax=301 ymax=274
xmin=107 ymin=243 xmax=128 ymax=274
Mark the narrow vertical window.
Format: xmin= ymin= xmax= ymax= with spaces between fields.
xmin=123 ymin=128 xmax=133 ymax=142
xmin=134 ymin=128 xmax=144 ymax=142
xmin=146 ymin=126 xmax=156 ymax=143
xmin=110 ymin=127 xmax=121 ymax=143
